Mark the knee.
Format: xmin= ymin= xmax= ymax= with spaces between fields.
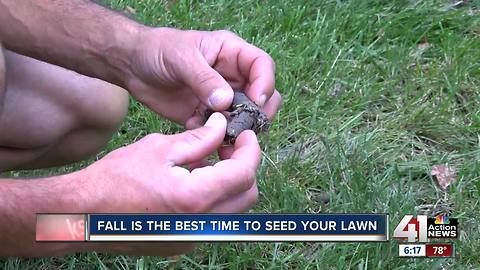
xmin=10 ymin=83 xmax=128 ymax=170
xmin=73 ymin=79 xmax=129 ymax=134
xmin=94 ymin=84 xmax=129 ymax=133
xmin=56 ymin=84 xmax=128 ymax=164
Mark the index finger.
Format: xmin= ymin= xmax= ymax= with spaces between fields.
xmin=191 ymin=130 xmax=261 ymax=200
xmin=237 ymin=43 xmax=276 ymax=106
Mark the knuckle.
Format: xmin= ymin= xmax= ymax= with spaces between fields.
xmin=193 ymin=69 xmax=216 ymax=88
xmin=142 ymin=133 xmax=169 ymax=149
xmin=144 ymin=133 xmax=163 ymax=141
xmin=103 ymin=145 xmax=128 ymax=160
xmin=170 ymin=130 xmax=204 ymax=151
xmin=270 ymin=55 xmax=276 ymax=71
xmin=246 ymin=166 xmax=257 ymax=180
xmin=143 ymin=133 xmax=165 ymax=144
xmin=172 ymin=187 xmax=210 ymax=213
xmin=183 ymin=129 xmax=204 ymax=144
xmin=241 ymin=169 xmax=257 ymax=191
xmin=263 ymin=52 xmax=276 ymax=70
xmin=216 ymin=29 xmax=237 ymax=39
xmin=171 ymin=193 xmax=196 ymax=213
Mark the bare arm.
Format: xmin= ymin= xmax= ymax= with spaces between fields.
xmin=0 ymin=114 xmax=261 ymax=257
xmin=0 ymin=171 xmax=191 ymax=257
xmin=0 ymin=171 xmax=196 ymax=257
xmin=0 ymin=171 xmax=95 ymax=256
xmin=0 ymin=0 xmax=280 ymax=126
xmin=0 ymin=0 xmax=142 ymax=88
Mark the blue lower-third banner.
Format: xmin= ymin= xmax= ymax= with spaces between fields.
xmin=87 ymin=214 xmax=389 ymax=242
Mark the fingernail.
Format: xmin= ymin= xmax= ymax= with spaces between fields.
xmin=208 ymin=89 xmax=229 ymax=109
xmin=258 ymin=94 xmax=267 ymax=107
xmin=205 ymin=112 xmax=225 ymax=128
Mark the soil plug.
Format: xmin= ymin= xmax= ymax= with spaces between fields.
xmin=205 ymin=91 xmax=270 ymax=144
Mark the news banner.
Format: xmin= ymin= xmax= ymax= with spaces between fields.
xmin=36 ymin=213 xmax=457 ymax=258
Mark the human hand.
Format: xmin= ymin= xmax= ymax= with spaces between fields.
xmin=82 ymin=113 xmax=260 ymax=255
xmin=125 ymin=27 xmax=282 ymax=129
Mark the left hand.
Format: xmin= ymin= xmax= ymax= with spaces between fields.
xmin=125 ymin=27 xmax=282 ymax=129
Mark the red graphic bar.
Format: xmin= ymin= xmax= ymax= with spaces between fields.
xmin=36 ymin=214 xmax=86 ymax=241
xmin=425 ymin=244 xmax=454 ymax=257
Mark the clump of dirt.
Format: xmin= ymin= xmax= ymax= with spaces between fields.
xmin=205 ymin=91 xmax=270 ymax=144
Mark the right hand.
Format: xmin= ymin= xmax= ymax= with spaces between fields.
xmin=125 ymin=27 xmax=281 ymax=129
xmin=81 ymin=112 xmax=260 ymax=255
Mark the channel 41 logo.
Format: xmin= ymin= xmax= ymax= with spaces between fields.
xmin=393 ymin=215 xmax=458 ymax=242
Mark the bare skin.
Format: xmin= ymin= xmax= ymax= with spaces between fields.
xmin=0 ymin=44 xmax=4 ymax=113
xmin=0 ymin=49 xmax=129 ymax=171
xmin=0 ymin=0 xmax=282 ymax=257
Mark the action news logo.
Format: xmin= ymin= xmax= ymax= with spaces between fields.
xmin=393 ymin=215 xmax=458 ymax=242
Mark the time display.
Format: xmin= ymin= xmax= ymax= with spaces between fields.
xmin=398 ymin=244 xmax=426 ymax=257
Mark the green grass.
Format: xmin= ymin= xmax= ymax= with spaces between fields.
xmin=3 ymin=0 xmax=480 ymax=269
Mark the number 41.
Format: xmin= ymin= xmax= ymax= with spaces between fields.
xmin=393 ymin=215 xmax=428 ymax=242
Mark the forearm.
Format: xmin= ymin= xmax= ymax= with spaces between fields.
xmin=0 ymin=170 xmax=96 ymax=256
xmin=0 ymin=0 xmax=144 ymax=88
xmin=0 ymin=168 xmax=187 ymax=257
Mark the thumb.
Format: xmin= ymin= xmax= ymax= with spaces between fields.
xmin=184 ymin=53 xmax=234 ymax=111
xmin=166 ymin=112 xmax=227 ymax=166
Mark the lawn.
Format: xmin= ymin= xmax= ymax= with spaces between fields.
xmin=2 ymin=0 xmax=480 ymax=269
